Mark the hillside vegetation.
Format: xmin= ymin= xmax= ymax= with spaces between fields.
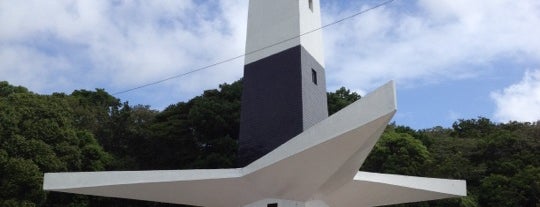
xmin=1 ymin=80 xmax=539 ymax=207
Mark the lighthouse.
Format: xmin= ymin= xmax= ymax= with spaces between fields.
xmin=238 ymin=0 xmax=328 ymax=166
xmin=43 ymin=1 xmax=467 ymax=206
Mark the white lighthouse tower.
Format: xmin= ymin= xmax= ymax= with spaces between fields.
xmin=244 ymin=0 xmax=325 ymax=66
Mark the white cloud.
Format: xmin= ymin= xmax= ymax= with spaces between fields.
xmin=491 ymin=69 xmax=540 ymax=122
xmin=322 ymin=0 xmax=540 ymax=91
xmin=0 ymin=0 xmax=247 ymax=101
xmin=0 ymin=45 xmax=73 ymax=92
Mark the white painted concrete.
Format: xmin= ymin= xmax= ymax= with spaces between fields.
xmin=299 ymin=0 xmax=325 ymax=67
xmin=244 ymin=0 xmax=325 ymax=65
xmin=320 ymin=172 xmax=467 ymax=207
xmin=244 ymin=199 xmax=305 ymax=207
xmin=44 ymin=81 xmax=467 ymax=207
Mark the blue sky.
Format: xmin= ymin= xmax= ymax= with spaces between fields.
xmin=1 ymin=0 xmax=539 ymax=129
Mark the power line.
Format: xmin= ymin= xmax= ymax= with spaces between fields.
xmin=113 ymin=0 xmax=394 ymax=95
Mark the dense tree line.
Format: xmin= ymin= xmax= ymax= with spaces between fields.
xmin=0 ymin=80 xmax=538 ymax=206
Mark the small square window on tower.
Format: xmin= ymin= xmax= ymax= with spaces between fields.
xmin=309 ymin=0 xmax=313 ymax=11
xmin=311 ymin=69 xmax=318 ymax=85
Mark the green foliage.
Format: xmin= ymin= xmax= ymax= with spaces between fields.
xmin=478 ymin=166 xmax=540 ymax=207
xmin=144 ymin=81 xmax=241 ymax=170
xmin=0 ymin=81 xmax=29 ymax=96
xmin=0 ymin=157 xmax=44 ymax=206
xmin=361 ymin=129 xmax=432 ymax=176
xmin=377 ymin=117 xmax=539 ymax=207
xmin=327 ymin=87 xmax=361 ymax=115
xmin=479 ymin=174 xmax=521 ymax=206
xmin=451 ymin=117 xmax=495 ymax=138
xmin=140 ymin=102 xmax=201 ymax=170
xmin=188 ymin=82 xmax=241 ymax=168
xmin=0 ymin=82 xmax=111 ymax=206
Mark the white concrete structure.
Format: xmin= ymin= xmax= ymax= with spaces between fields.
xmin=245 ymin=0 xmax=325 ymax=66
xmin=44 ymin=82 xmax=466 ymax=207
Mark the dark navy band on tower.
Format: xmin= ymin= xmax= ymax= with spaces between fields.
xmin=238 ymin=45 xmax=328 ymax=167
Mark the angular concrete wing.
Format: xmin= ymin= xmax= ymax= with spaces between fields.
xmin=44 ymin=169 xmax=262 ymax=207
xmin=322 ymin=172 xmax=467 ymax=207
xmin=44 ymin=81 xmax=466 ymax=207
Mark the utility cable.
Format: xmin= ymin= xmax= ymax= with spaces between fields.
xmin=112 ymin=0 xmax=394 ymax=95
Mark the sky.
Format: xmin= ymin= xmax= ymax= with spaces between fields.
xmin=1 ymin=0 xmax=540 ymax=129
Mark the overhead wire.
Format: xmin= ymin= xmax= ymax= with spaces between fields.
xmin=112 ymin=0 xmax=394 ymax=95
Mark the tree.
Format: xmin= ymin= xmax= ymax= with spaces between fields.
xmin=0 ymin=81 xmax=29 ymax=96
xmin=0 ymin=82 xmax=111 ymax=206
xmin=142 ymin=81 xmax=242 ymax=170
xmin=0 ymin=157 xmax=44 ymax=206
xmin=451 ymin=117 xmax=495 ymax=138
xmin=187 ymin=81 xmax=241 ymax=168
xmin=327 ymin=87 xmax=361 ymax=115
xmin=143 ymin=102 xmax=201 ymax=170
xmin=361 ymin=129 xmax=432 ymax=176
